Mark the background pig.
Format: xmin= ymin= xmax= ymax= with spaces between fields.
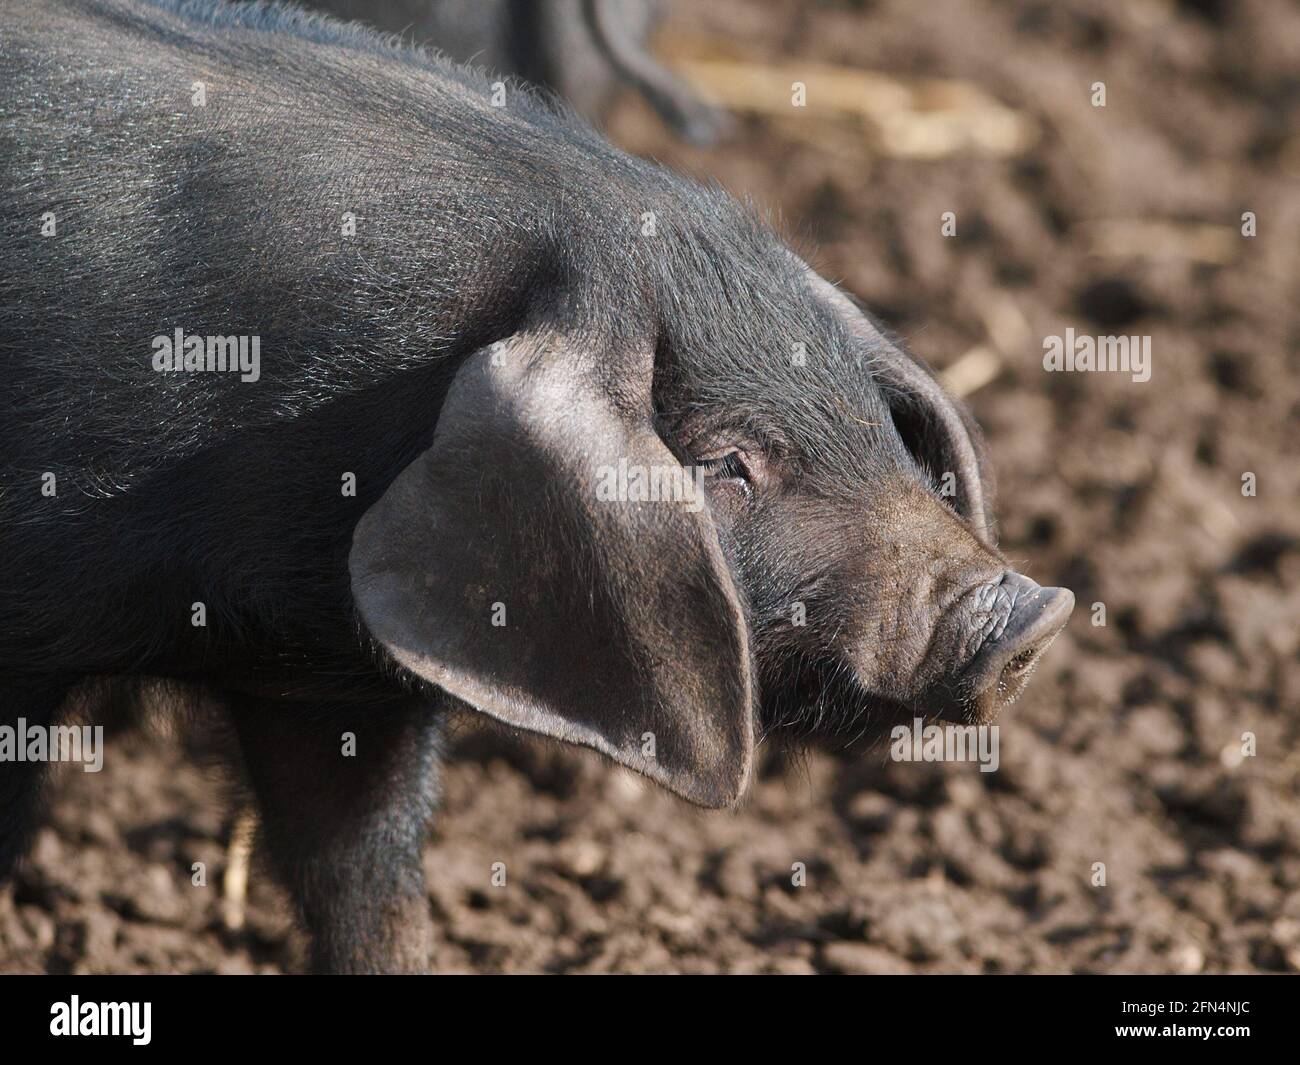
xmin=0 ymin=0 xmax=1069 ymax=972
xmin=270 ymin=0 xmax=728 ymax=142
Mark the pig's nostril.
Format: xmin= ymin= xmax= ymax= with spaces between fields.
xmin=994 ymin=638 xmax=1052 ymax=697
xmin=1004 ymin=647 xmax=1039 ymax=677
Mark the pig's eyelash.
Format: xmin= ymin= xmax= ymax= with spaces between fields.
xmin=698 ymin=451 xmax=749 ymax=482
xmin=696 ymin=448 xmax=759 ymax=501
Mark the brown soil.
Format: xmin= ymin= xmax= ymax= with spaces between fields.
xmin=3 ymin=0 xmax=1298 ymax=974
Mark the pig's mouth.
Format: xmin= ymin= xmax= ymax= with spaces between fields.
xmin=755 ymin=652 xmax=914 ymax=749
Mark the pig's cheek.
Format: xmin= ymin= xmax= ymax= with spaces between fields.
xmin=701 ymin=479 xmax=750 ymax=526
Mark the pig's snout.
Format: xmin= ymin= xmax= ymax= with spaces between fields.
xmin=957 ymin=572 xmax=1074 ymax=720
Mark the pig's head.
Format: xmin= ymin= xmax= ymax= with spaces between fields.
xmin=349 ymin=219 xmax=1073 ymax=807
xmin=686 ymin=268 xmax=1074 ymax=748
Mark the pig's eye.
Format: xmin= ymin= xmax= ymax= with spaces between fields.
xmin=697 ymin=449 xmax=753 ymax=495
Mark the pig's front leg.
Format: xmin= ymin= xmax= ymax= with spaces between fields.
xmin=226 ymin=693 xmax=443 ymax=973
xmin=0 ymin=677 xmax=75 ymax=878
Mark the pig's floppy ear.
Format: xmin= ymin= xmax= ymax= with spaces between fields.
xmin=349 ymin=332 xmax=754 ymax=807
xmin=805 ymin=268 xmax=998 ymax=544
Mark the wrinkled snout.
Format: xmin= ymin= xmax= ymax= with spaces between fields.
xmin=957 ymin=572 xmax=1074 ymax=721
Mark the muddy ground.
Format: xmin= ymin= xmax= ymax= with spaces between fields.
xmin=2 ymin=0 xmax=1298 ymax=974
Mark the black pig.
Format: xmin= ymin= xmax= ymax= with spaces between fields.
xmin=0 ymin=0 xmax=1073 ymax=972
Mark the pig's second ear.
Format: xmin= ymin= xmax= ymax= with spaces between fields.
xmin=805 ymin=268 xmax=998 ymax=544
xmin=348 ymin=333 xmax=754 ymax=808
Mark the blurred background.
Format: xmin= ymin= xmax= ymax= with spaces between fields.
xmin=3 ymin=0 xmax=1298 ymax=973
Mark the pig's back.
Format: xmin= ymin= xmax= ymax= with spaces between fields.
xmin=0 ymin=0 xmax=597 ymax=507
